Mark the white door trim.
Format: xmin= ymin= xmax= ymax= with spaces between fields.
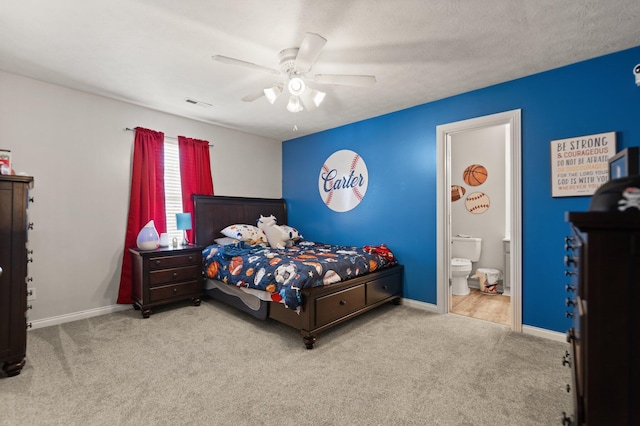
xmin=436 ymin=109 xmax=522 ymax=331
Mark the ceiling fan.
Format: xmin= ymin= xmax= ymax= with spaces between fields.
xmin=212 ymin=33 xmax=376 ymax=113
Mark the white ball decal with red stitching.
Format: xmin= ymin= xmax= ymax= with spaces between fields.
xmin=318 ymin=150 xmax=368 ymax=212
xmin=465 ymin=191 xmax=490 ymax=214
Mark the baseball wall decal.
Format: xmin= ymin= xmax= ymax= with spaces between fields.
xmin=451 ymin=185 xmax=466 ymax=202
xmin=465 ymin=191 xmax=490 ymax=214
xmin=318 ymin=149 xmax=368 ymax=212
xmin=463 ymin=164 xmax=488 ymax=186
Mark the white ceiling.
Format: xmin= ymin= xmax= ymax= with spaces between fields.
xmin=1 ymin=0 xmax=639 ymax=141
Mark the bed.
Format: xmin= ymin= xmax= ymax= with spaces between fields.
xmin=193 ymin=195 xmax=403 ymax=349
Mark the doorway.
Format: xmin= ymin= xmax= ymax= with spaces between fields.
xmin=436 ymin=110 xmax=522 ymax=331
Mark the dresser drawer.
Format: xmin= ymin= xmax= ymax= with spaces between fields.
xmin=366 ymin=273 xmax=401 ymax=304
xmin=149 ymin=265 xmax=201 ymax=287
xmin=149 ymin=280 xmax=202 ymax=302
xmin=147 ymin=253 xmax=200 ymax=270
xmin=315 ymin=284 xmax=365 ymax=327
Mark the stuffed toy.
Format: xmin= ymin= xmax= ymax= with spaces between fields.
xmin=257 ymin=215 xmax=289 ymax=249
xmin=364 ymin=243 xmax=395 ymax=261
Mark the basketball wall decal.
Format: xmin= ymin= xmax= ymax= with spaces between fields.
xmin=465 ymin=192 xmax=490 ymax=214
xmin=463 ymin=164 xmax=488 ymax=186
xmin=451 ymin=185 xmax=466 ymax=202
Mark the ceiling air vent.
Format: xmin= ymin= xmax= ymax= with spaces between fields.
xmin=184 ymin=98 xmax=213 ymax=107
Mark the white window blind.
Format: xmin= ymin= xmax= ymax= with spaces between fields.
xmin=163 ymin=140 xmax=184 ymax=242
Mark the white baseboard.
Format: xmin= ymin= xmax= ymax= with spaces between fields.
xmin=28 ymin=300 xmax=566 ymax=343
xmin=522 ymin=324 xmax=567 ymax=342
xmin=403 ymin=297 xmax=564 ymax=342
xmin=29 ymin=304 xmax=132 ymax=330
xmin=401 ymin=298 xmax=439 ymax=313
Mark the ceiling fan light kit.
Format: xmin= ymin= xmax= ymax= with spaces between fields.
xmin=286 ymin=96 xmax=303 ymax=113
xmin=287 ymin=77 xmax=306 ymax=96
xmin=213 ymin=32 xmax=376 ymax=114
xmin=264 ymin=83 xmax=283 ymax=104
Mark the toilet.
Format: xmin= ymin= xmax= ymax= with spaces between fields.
xmin=450 ymin=236 xmax=482 ymax=296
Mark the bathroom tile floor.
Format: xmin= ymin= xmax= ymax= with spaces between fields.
xmin=450 ymin=288 xmax=510 ymax=326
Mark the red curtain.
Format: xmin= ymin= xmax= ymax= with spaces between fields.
xmin=178 ymin=136 xmax=214 ymax=243
xmin=117 ymin=128 xmax=166 ymax=304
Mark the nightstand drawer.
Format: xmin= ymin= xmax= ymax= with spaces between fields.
xmin=148 ymin=253 xmax=200 ymax=270
xmin=149 ymin=280 xmax=202 ymax=302
xmin=149 ymin=265 xmax=201 ymax=286
xmin=315 ymin=284 xmax=365 ymax=327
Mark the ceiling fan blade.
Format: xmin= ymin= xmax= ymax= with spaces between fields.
xmin=212 ymin=55 xmax=280 ymax=75
xmin=313 ymin=74 xmax=377 ymax=87
xmin=241 ymin=90 xmax=266 ymax=102
xmin=294 ymin=33 xmax=327 ymax=73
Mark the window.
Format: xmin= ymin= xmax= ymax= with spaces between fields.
xmin=163 ymin=140 xmax=184 ymax=242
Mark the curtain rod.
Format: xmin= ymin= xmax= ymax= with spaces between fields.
xmin=124 ymin=128 xmax=213 ymax=147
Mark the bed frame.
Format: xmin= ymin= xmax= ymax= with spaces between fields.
xmin=193 ymin=195 xmax=403 ymax=349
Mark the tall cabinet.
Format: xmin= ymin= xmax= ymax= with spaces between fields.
xmin=563 ymin=212 xmax=639 ymax=425
xmin=0 ymin=175 xmax=34 ymax=377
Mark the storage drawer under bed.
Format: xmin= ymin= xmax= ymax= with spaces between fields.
xmin=315 ymin=284 xmax=366 ymax=327
xmin=366 ymin=273 xmax=402 ymax=305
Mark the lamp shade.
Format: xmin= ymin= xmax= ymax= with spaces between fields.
xmin=264 ymin=83 xmax=283 ymax=104
xmin=176 ymin=213 xmax=192 ymax=231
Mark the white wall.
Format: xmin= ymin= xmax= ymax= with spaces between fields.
xmin=451 ymin=125 xmax=506 ymax=278
xmin=0 ymin=71 xmax=282 ymax=324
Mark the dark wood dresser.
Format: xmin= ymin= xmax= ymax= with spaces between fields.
xmin=0 ymin=175 xmax=34 ymax=377
xmin=563 ymin=212 xmax=639 ymax=425
xmin=130 ymin=245 xmax=204 ymax=318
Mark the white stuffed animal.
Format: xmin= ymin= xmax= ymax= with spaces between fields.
xmin=257 ymin=215 xmax=289 ymax=249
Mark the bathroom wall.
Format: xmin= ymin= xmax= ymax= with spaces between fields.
xmin=451 ymin=125 xmax=507 ymax=282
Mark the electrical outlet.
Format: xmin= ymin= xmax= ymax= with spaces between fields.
xmin=27 ymin=287 xmax=36 ymax=301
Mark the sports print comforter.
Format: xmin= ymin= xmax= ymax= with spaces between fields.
xmin=202 ymin=240 xmax=397 ymax=311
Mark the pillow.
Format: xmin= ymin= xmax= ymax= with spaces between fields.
xmin=281 ymin=225 xmax=302 ymax=241
xmin=220 ymin=224 xmax=267 ymax=245
xmin=214 ymin=237 xmax=238 ymax=246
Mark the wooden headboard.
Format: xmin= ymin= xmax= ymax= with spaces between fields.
xmin=192 ymin=195 xmax=287 ymax=247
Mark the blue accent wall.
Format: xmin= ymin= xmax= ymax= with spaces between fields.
xmin=283 ymin=45 xmax=640 ymax=333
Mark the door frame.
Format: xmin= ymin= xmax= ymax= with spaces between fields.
xmin=435 ymin=109 xmax=522 ymax=331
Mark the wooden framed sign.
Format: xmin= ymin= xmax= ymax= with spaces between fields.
xmin=551 ymin=131 xmax=616 ymax=197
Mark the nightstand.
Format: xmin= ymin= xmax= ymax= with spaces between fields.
xmin=129 ymin=245 xmax=204 ymax=318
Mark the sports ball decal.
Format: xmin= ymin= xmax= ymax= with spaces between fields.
xmin=465 ymin=192 xmax=490 ymax=214
xmin=318 ymin=149 xmax=368 ymax=212
xmin=451 ymin=185 xmax=466 ymax=202
xmin=463 ymin=164 xmax=488 ymax=186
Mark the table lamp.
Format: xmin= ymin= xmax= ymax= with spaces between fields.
xmin=176 ymin=212 xmax=192 ymax=246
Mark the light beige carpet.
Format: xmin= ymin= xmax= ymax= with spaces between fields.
xmin=1 ymin=299 xmax=572 ymax=425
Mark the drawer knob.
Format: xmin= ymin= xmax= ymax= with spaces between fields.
xmin=339 ymin=300 xmax=347 ymax=306
xmin=172 ymin=272 xmax=178 ymax=279
xmin=28 ymin=222 xmax=34 ymax=230
xmin=382 ymin=285 xmax=388 ymax=290
xmin=566 ymin=329 xmax=575 ymax=343
xmin=565 ymin=284 xmax=575 ymax=292
xmin=565 ymin=298 xmax=576 ymax=308
xmin=565 ymin=311 xmax=574 ymax=319
xmin=188 ymin=256 xmax=193 ymax=261
xmin=155 ymin=260 xmax=161 ymax=266
xmin=564 ymin=236 xmax=574 ymax=250
xmin=562 ymin=411 xmax=573 ymax=425
xmin=564 ymin=270 xmax=576 ymax=277
xmin=173 ymin=288 xmax=178 ymax=294
xmin=564 ymin=255 xmax=576 ymax=267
